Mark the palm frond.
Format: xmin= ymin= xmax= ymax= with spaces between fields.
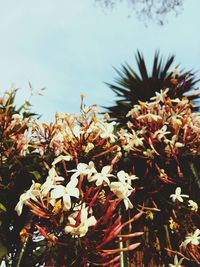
xmin=105 ymin=50 xmax=200 ymax=126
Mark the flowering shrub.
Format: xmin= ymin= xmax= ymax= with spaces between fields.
xmin=13 ymin=98 xmax=143 ymax=266
xmin=118 ymin=88 xmax=200 ymax=266
xmin=0 ymin=85 xmax=200 ymax=266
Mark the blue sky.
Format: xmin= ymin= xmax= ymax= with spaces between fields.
xmin=0 ymin=0 xmax=199 ymax=121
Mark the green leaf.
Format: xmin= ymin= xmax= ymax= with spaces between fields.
xmin=29 ymin=171 xmax=41 ymax=180
xmin=0 ymin=203 xmax=6 ymax=213
xmin=0 ymin=241 xmax=7 ymax=261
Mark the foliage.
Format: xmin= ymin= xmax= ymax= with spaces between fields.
xmin=118 ymin=88 xmax=200 ymax=265
xmin=0 ymin=90 xmax=45 ymax=265
xmin=14 ymin=99 xmax=143 ymax=266
xmin=0 ymin=82 xmax=200 ymax=266
xmin=95 ymin=0 xmax=184 ymax=25
xmin=105 ymin=51 xmax=200 ymax=126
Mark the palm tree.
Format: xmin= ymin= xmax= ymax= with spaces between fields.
xmin=105 ymin=50 xmax=200 ymax=126
xmin=105 ymin=52 xmax=200 ymax=266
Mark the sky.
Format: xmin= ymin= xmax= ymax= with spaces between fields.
xmin=0 ymin=0 xmax=199 ymax=122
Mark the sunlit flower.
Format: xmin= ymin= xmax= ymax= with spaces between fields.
xmin=121 ymin=134 xmax=144 ymax=152
xmin=15 ymin=181 xmax=41 ymax=216
xmin=84 ymin=142 xmax=94 ymax=153
xmin=50 ymin=179 xmax=79 ymax=210
xmin=137 ymin=113 xmax=162 ymax=122
xmin=164 ymin=135 xmax=184 ymax=149
xmin=170 ymin=67 xmax=180 ymax=78
xmin=0 ymin=93 xmax=9 ymax=106
xmin=69 ymin=162 xmax=97 ymax=180
xmin=126 ymin=104 xmax=142 ymax=116
xmin=181 ymin=228 xmax=200 ymax=247
xmin=88 ymin=165 xmax=113 ymax=186
xmin=12 ymin=114 xmax=23 ymax=123
xmin=64 ymin=204 xmax=97 ymax=237
xmin=153 ymin=125 xmax=170 ymax=141
xmin=41 ymin=167 xmax=65 ymax=196
xmin=150 ymin=88 xmax=169 ymax=103
xmin=103 ymin=112 xmax=110 ymax=120
xmin=169 ymin=255 xmax=183 ymax=267
xmin=109 ymin=180 xmax=134 ymax=210
xmin=121 ymin=130 xmax=144 ymax=150
xmin=52 ymin=155 xmax=72 ymax=166
xmin=56 ymin=112 xmax=67 ymax=120
xmin=72 ymin=125 xmax=84 ymax=138
xmin=143 ymin=149 xmax=155 ymax=159
xmin=188 ymin=199 xmax=198 ymax=212
xmin=82 ymin=104 xmax=98 ymax=117
xmin=171 ymin=115 xmax=182 ymax=129
xmin=171 ymin=98 xmax=189 ymax=105
xmin=17 ymin=130 xmax=31 ymax=156
xmin=117 ymin=170 xmax=138 ymax=185
xmin=170 ymin=187 xmax=189 ymax=202
xmin=99 ymin=121 xmax=117 ymax=143
xmin=50 ymin=131 xmax=64 ymax=145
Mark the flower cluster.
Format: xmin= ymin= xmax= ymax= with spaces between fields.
xmin=0 ymin=90 xmax=33 ymax=162
xmin=4 ymin=87 xmax=200 ymax=266
xmin=168 ymin=186 xmax=199 ymax=263
xmin=15 ymin=103 xmax=142 ymax=266
xmin=117 ymin=89 xmax=200 ymax=265
xmin=119 ymin=88 xmax=200 ymax=184
xmin=31 ymin=103 xmax=118 ymax=161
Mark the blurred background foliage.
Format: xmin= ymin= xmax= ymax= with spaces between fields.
xmin=95 ymin=0 xmax=184 ymax=25
xmin=105 ymin=50 xmax=200 ymax=126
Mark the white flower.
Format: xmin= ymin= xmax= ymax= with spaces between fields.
xmin=69 ymin=162 xmax=97 ymax=180
xmin=164 ymin=135 xmax=184 ymax=151
xmin=119 ymin=130 xmax=144 ymax=152
xmin=12 ymin=114 xmax=23 ymax=123
xmin=137 ymin=114 xmax=162 ymax=122
xmin=169 ymin=255 xmax=183 ymax=267
xmin=126 ymin=105 xmax=141 ymax=118
xmin=72 ymin=125 xmax=84 ymax=138
xmin=171 ymin=115 xmax=182 ymax=129
xmin=86 ymin=121 xmax=100 ymax=134
xmin=170 ymin=187 xmax=189 ymax=202
xmin=50 ymin=131 xmax=64 ymax=146
xmin=50 ymin=179 xmax=79 ymax=210
xmin=99 ymin=121 xmax=117 ymax=143
xmin=56 ymin=112 xmax=67 ymax=120
xmin=88 ymin=165 xmax=114 ymax=186
xmin=117 ymin=170 xmax=138 ymax=185
xmin=103 ymin=112 xmax=110 ymax=120
xmin=153 ymin=125 xmax=170 ymax=141
xmin=52 ymin=155 xmax=72 ymax=166
xmin=15 ymin=181 xmax=41 ymax=216
xmin=181 ymin=229 xmax=200 ymax=247
xmin=129 ymin=130 xmax=144 ymax=145
xmin=41 ymin=167 xmax=65 ymax=196
xmin=143 ymin=149 xmax=155 ymax=159
xmin=150 ymin=88 xmax=169 ymax=103
xmin=84 ymin=142 xmax=94 ymax=153
xmin=82 ymin=104 xmax=98 ymax=118
xmin=171 ymin=98 xmax=189 ymax=105
xmin=0 ymin=93 xmax=9 ymax=106
xmin=109 ymin=180 xmax=134 ymax=210
xmin=170 ymin=67 xmax=180 ymax=77
xmin=188 ymin=200 xmax=198 ymax=212
xmin=64 ymin=204 xmax=97 ymax=237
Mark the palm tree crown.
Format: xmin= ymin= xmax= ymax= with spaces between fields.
xmin=105 ymin=51 xmax=200 ymax=126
